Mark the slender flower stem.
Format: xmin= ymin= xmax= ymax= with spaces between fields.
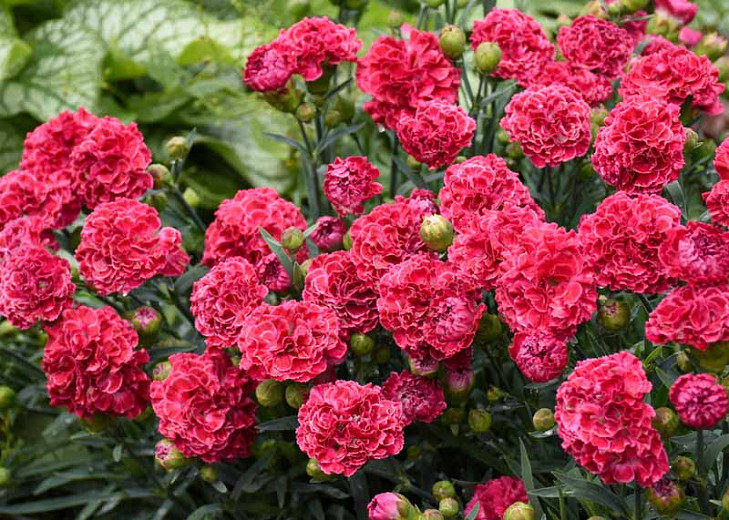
xmin=634 ymin=486 xmax=642 ymax=520
xmin=169 ymin=185 xmax=205 ymax=233
xmin=297 ymin=120 xmax=321 ymax=219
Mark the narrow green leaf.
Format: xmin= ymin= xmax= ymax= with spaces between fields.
xmin=520 ymin=440 xmax=544 ymax=519
xmin=553 ymin=472 xmax=629 ymax=515
xmin=479 ymin=81 xmax=517 ymax=107
xmin=0 ymin=489 xmax=155 ymax=514
xmin=465 ymin=503 xmax=480 ymax=520
xmin=232 ymin=451 xmax=275 ymax=501
xmin=701 ymin=433 xmax=729 ymax=473
xmin=263 ymin=132 xmax=308 ymax=154
xmin=315 ymin=123 xmax=365 ymax=154
xmin=256 ymin=415 xmax=299 ymax=432
xmin=348 ymin=471 xmax=369 ymax=520
xmin=259 ymin=227 xmax=295 ymax=281
xmin=188 ymin=504 xmax=224 ymax=520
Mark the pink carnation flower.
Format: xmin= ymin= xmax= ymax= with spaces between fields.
xmin=704 ymin=180 xmax=729 ymax=227
xmin=464 ymin=477 xmax=528 ymax=520
xmin=323 ymin=156 xmax=382 ymax=216
xmin=526 ymin=61 xmax=613 ymax=106
xmin=670 ymin=373 xmax=728 ymax=429
xmin=243 ymin=41 xmax=295 ymax=91
xmin=382 ymin=370 xmax=446 ymax=425
xmin=509 ymin=332 xmax=568 ymax=383
xmin=557 ymin=15 xmax=634 ymax=78
xmin=659 ymin=221 xmax=729 ymax=285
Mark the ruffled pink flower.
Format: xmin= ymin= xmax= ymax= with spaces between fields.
xmin=0 ymin=246 xmax=75 ymax=329
xmin=578 ymin=192 xmax=682 ymax=293
xmin=439 ymin=154 xmax=542 ymax=233
xmin=716 ymin=138 xmax=729 ymax=180
xmin=70 ymin=117 xmax=153 ymax=209
xmin=302 ymin=251 xmax=379 ymax=337
xmin=356 ymin=27 xmax=460 ymax=129
xmin=669 ymin=373 xmax=728 ymax=429
xmin=555 ymin=352 xmax=669 ymax=487
xmin=378 ymin=254 xmax=485 ymax=361
xmin=659 ymin=221 xmax=729 ymax=285
xmin=243 ymin=41 xmax=295 ymax=91
xmin=190 ymin=257 xmax=268 ymax=350
xmin=496 ymin=222 xmax=597 ymax=340
xmin=526 ymin=61 xmax=613 ymax=106
xmin=704 ymin=180 xmax=729 ymax=227
xmin=464 ymin=477 xmax=528 ymax=520
xmin=76 ymin=199 xmax=189 ymax=295
xmin=296 ymin=380 xmax=404 ymax=477
xmin=620 ymin=47 xmax=725 ymax=115
xmin=382 ymin=370 xmax=446 ymax=425
xmin=43 ymin=306 xmax=150 ymax=419
xmin=509 ymin=332 xmax=568 ymax=383
xmin=557 ymin=15 xmax=633 ymax=78
xmin=256 ymin=253 xmax=293 ymax=292
xmin=645 ymin=284 xmax=729 ymax=350
xmin=470 ymin=8 xmax=554 ymax=85
xmin=150 ymin=351 xmax=257 ymax=462
xmin=0 ymin=216 xmax=57 ymax=259
xmin=656 ymin=0 xmax=698 ymax=24
xmin=592 ymin=97 xmax=685 ymax=193
xmin=0 ymin=169 xmax=69 ymax=231
xmin=323 ymin=156 xmax=382 ymax=216
xmin=501 ymin=85 xmax=592 ymax=168
xmin=237 ymin=301 xmax=346 ymax=382
xmin=309 ymin=216 xmax=346 ymax=252
xmin=396 ymin=100 xmax=475 ymax=170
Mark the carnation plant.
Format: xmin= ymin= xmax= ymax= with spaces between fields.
xmin=1 ymin=0 xmax=729 ymax=519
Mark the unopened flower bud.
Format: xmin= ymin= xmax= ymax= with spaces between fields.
xmin=367 ymin=492 xmax=413 ymax=520
xmin=683 ymin=128 xmax=700 ymax=154
xmin=264 ymin=83 xmax=305 ymax=113
xmin=182 ymin=187 xmax=200 ymax=208
xmin=154 ymin=439 xmax=188 ymax=470
xmin=619 ymin=0 xmax=648 ymax=13
xmin=444 ymin=368 xmax=474 ymax=405
xmin=256 ymin=379 xmax=284 ymax=407
xmin=672 ymin=456 xmax=696 ymax=481
xmin=422 ymin=510 xmax=445 ymax=520
xmin=580 ymin=0 xmax=607 ymax=17
xmin=475 ymin=313 xmax=504 ymax=345
xmin=296 ymin=102 xmax=316 ymax=123
xmin=153 ymin=361 xmax=171 ymax=381
xmin=281 ymin=227 xmax=305 ymax=252
xmin=166 ymin=136 xmax=190 ymax=160
xmin=533 ymin=408 xmax=555 ymax=431
xmin=647 ymin=479 xmax=685 ymax=515
xmin=487 ymin=386 xmax=504 ymax=403
xmin=324 ymin=109 xmax=342 ymax=128
xmin=647 ymin=12 xmax=680 ymax=42
xmin=442 ymin=407 xmax=466 ymax=424
xmin=147 ymin=164 xmax=171 ymax=188
xmin=468 ymin=409 xmax=492 ymax=433
xmin=425 ymin=0 xmax=444 ymax=7
xmin=0 ymin=468 xmax=10 ymax=487
xmin=504 ymin=502 xmax=535 ymax=520
xmin=420 ymin=215 xmax=454 ymax=252
xmin=407 ymin=445 xmax=421 ymax=460
xmin=285 ymin=382 xmax=309 ymax=409
xmin=0 ymin=386 xmax=16 ymax=410
xmin=199 ymin=465 xmax=218 ymax=482
xmin=597 ymin=297 xmax=630 ymax=332
xmin=306 ymin=458 xmax=328 ymax=479
xmin=350 ymin=333 xmax=375 ymax=357
xmin=555 ymin=14 xmax=572 ymax=28
xmin=342 ymin=230 xmax=353 ymax=250
xmin=388 ymin=11 xmax=404 ymax=29
xmin=439 ymin=497 xmax=459 ymax=518
xmin=406 ymin=155 xmax=422 ymax=170
xmin=146 ymin=192 xmax=168 ymax=212
xmin=496 ymin=128 xmax=511 ymax=145
xmin=130 ymin=306 xmax=162 ymax=346
xmin=0 ymin=320 xmax=17 ymax=338
xmin=432 ymin=480 xmax=456 ymax=501
xmin=694 ymin=342 xmax=729 ymax=373
xmin=439 ymin=26 xmax=466 ymax=60
xmin=676 ymin=350 xmax=692 ymax=372
xmin=696 ymin=33 xmax=728 ymax=62
xmin=653 ymin=407 xmax=679 ymax=438
xmin=606 ymin=1 xmax=623 ymax=16
xmin=374 ymin=346 xmax=391 ymax=364
xmin=475 ymin=42 xmax=502 ymax=75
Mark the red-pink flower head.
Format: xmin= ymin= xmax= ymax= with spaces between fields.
xmin=243 ymin=41 xmax=295 ymax=92
xmin=646 ymin=284 xmax=729 ymax=350
xmin=656 ymin=0 xmax=698 ymax=24
xmin=76 ymin=198 xmax=189 ymax=295
xmin=190 ymin=257 xmax=268 ymax=350
xmin=70 ymin=116 xmax=153 ymax=209
xmin=0 ymin=246 xmax=74 ymax=329
xmin=378 ymin=254 xmax=486 ymax=361
xmin=0 ymin=169 xmax=69 ymax=231
xmin=555 ymin=352 xmax=669 ymax=486
xmin=620 ymin=47 xmax=725 ymax=115
xmin=324 ymin=156 xmax=382 ymax=216
xmin=470 ymin=8 xmax=554 ymax=85
xmin=578 ymin=192 xmax=682 ymax=293
xmin=382 ymin=370 xmax=446 ymax=425
xmin=592 ymin=96 xmax=685 ymax=193
xmin=501 ymin=84 xmax=592 ymax=168
xmin=396 ymin=100 xmax=475 ymax=170
xmin=509 ymin=332 xmax=568 ymax=383
xmin=670 ymin=373 xmax=728 ymax=429
xmin=43 ymin=306 xmax=150 ymax=419
xmin=309 ymin=216 xmax=346 ymax=252
xmin=0 ymin=216 xmax=57 ymax=259
xmin=256 ymin=253 xmax=294 ymax=292
xmin=659 ymin=221 xmax=729 ymax=285
xmin=439 ymin=154 xmax=542 ymax=233
xmin=150 ymin=351 xmax=257 ymax=462
xmin=526 ymin=61 xmax=613 ymax=106
xmin=296 ymin=380 xmax=404 ymax=477
xmin=237 ymin=300 xmax=346 ymax=382
xmin=704 ymin=180 xmax=729 ymax=227
xmin=464 ymin=476 xmax=528 ymax=520
xmin=716 ymin=138 xmax=729 ymax=180
xmin=302 ymin=251 xmax=379 ymax=337
xmin=557 ymin=15 xmax=634 ymax=79
xmin=356 ymin=27 xmax=460 ymax=129
xmin=679 ymin=27 xmax=703 ymax=47
xmin=496 ymin=222 xmax=597 ymax=340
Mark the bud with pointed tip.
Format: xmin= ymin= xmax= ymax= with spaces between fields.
xmin=647 ymin=479 xmax=684 ymax=515
xmin=420 ymin=215 xmax=454 ymax=252
xmin=683 ymin=128 xmax=700 ymax=154
xmin=199 ymin=465 xmax=218 ymax=482
xmin=432 ymin=480 xmax=456 ymax=501
xmin=444 ymin=368 xmax=475 ymax=405
xmin=153 ymin=361 xmax=172 ymax=382
xmin=155 ymin=439 xmax=189 ymax=470
xmin=350 ymin=333 xmax=375 ymax=357
xmin=439 ymin=26 xmax=466 ymax=60
xmin=468 ymin=409 xmax=492 ymax=433
xmin=533 ymin=408 xmax=555 ymax=431
xmin=0 ymin=386 xmax=16 ymax=410
xmin=130 ymin=306 xmax=162 ymax=346
xmin=504 ymin=502 xmax=535 ymax=520
xmin=474 ymin=42 xmax=501 ymax=74
xmin=166 ymin=136 xmax=190 ymax=160
xmin=285 ymin=382 xmax=309 ymax=409
xmin=281 ymin=227 xmax=305 ymax=253
xmin=256 ymin=380 xmax=284 ymax=407
xmin=367 ymin=492 xmax=413 ymax=520
xmin=439 ymin=497 xmax=459 ymax=518
xmin=672 ymin=456 xmax=696 ymax=481
xmin=597 ymin=297 xmax=630 ymax=332
xmin=653 ymin=407 xmax=679 ymax=438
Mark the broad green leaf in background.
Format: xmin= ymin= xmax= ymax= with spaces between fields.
xmin=0 ymin=118 xmax=26 ymax=172
xmin=0 ymin=7 xmax=31 ymax=80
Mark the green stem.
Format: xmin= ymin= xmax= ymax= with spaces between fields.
xmin=169 ymin=185 xmax=205 ymax=233
xmin=390 ymin=134 xmax=399 ymax=197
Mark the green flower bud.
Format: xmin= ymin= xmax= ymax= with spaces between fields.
xmin=420 ymin=215 xmax=454 ymax=252
xmin=343 ymin=230 xmax=353 ymax=251
xmin=597 ymin=297 xmax=631 ymax=332
xmin=619 ymin=0 xmax=648 ymax=14
xmin=579 ymin=0 xmax=606 ymax=17
xmin=606 ymin=1 xmax=623 ymax=16
xmin=264 ymin=83 xmax=305 ymax=113
xmin=432 ymin=480 xmax=456 ymax=501
xmin=166 ymin=136 xmax=190 ymax=161
xmin=147 ymin=164 xmax=171 ymax=188
xmin=439 ymin=26 xmax=466 ymax=60
xmin=694 ymin=342 xmax=729 ymax=373
xmin=474 ymin=313 xmax=504 ymax=346
xmin=468 ymin=409 xmax=492 ymax=434
xmin=0 ymin=467 xmax=10 ymax=487
xmin=299 ymin=258 xmax=313 ymax=277
xmin=374 ymin=346 xmax=392 ymax=364
xmin=306 ymin=458 xmax=335 ymax=481
xmin=153 ymin=361 xmax=172 ymax=382
xmin=439 ymin=497 xmax=459 ymax=518
xmin=474 ymin=42 xmax=502 ymax=75
xmin=182 ymin=187 xmax=201 ymax=209
xmin=281 ymin=227 xmax=305 ymax=252
xmin=296 ymin=102 xmax=316 ymax=123
xmin=324 ymin=109 xmax=342 ymax=128
xmin=496 ymin=128 xmax=511 ymax=145
xmin=0 ymin=320 xmax=18 ymax=338
xmin=532 ymin=408 xmax=555 ymax=431
xmin=130 ymin=306 xmax=162 ymax=346
xmin=81 ymin=414 xmax=112 ymax=433
xmin=647 ymin=11 xmax=680 ymax=42
xmin=285 ymin=382 xmax=309 ymax=409
xmin=486 ymin=386 xmax=504 ymax=403
xmin=199 ymin=465 xmax=218 ymax=482
xmin=683 ymin=128 xmax=700 ymax=154
xmin=425 ymin=0 xmax=444 ymax=7
xmin=407 ymin=445 xmax=421 ymax=460
xmin=422 ymin=510 xmax=445 ymax=520
xmin=676 ymin=350 xmax=692 ymax=372
xmin=407 ymin=155 xmax=422 ymax=170
xmin=350 ymin=333 xmax=375 ymax=357
xmin=672 ymin=456 xmax=696 ymax=481
xmin=0 ymin=385 xmax=16 ymax=410
xmin=647 ymin=479 xmax=684 ymax=515
xmin=333 ymin=96 xmax=355 ymax=124
xmin=695 ymin=33 xmax=728 ymax=62
xmin=256 ymin=380 xmax=284 ymax=407
xmin=504 ymin=502 xmax=535 ymax=520
xmin=146 ymin=192 xmax=168 ymax=212
xmin=155 ymin=439 xmax=188 ymax=470
xmin=388 ymin=11 xmax=404 ymax=29
xmin=442 ymin=407 xmax=466 ymax=425
xmin=653 ymin=407 xmax=679 ymax=438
